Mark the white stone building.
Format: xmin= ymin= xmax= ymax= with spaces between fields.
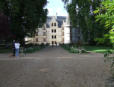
xmin=31 ymin=16 xmax=71 ymax=46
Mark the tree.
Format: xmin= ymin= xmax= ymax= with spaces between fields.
xmin=0 ymin=12 xmax=12 ymax=41
xmin=0 ymin=0 xmax=47 ymax=45
xmin=62 ymin=0 xmax=105 ymax=45
xmin=109 ymin=27 xmax=114 ymax=47
xmin=94 ymin=0 xmax=114 ymax=46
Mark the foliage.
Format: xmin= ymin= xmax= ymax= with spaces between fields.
xmin=22 ymin=44 xmax=46 ymax=53
xmin=109 ymin=27 xmax=114 ymax=46
xmin=62 ymin=44 xmax=114 ymax=54
xmin=0 ymin=44 xmax=46 ymax=53
xmin=0 ymin=13 xmax=12 ymax=40
xmin=94 ymin=0 xmax=114 ymax=28
xmin=0 ymin=0 xmax=47 ymax=44
xmin=62 ymin=0 xmax=106 ymax=45
xmin=94 ymin=0 xmax=114 ymax=46
xmin=94 ymin=0 xmax=114 ymax=77
xmin=61 ymin=44 xmax=88 ymax=53
xmin=83 ymin=45 xmax=114 ymax=53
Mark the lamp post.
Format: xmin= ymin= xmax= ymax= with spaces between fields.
xmin=76 ymin=5 xmax=81 ymax=48
xmin=21 ymin=16 xmax=27 ymax=46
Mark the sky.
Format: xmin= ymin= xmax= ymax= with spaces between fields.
xmin=45 ymin=0 xmax=68 ymax=16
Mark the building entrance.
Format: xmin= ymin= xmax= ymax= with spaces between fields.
xmin=52 ymin=41 xmax=57 ymax=46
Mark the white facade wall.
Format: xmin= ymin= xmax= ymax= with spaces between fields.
xmin=64 ymin=25 xmax=70 ymax=44
xmin=31 ymin=16 xmax=70 ymax=45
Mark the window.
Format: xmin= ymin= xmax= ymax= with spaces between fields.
xmin=52 ymin=41 xmax=54 ymax=44
xmin=52 ymin=23 xmax=53 ymax=26
xmin=52 ymin=29 xmax=56 ymax=33
xmin=52 ymin=35 xmax=56 ymax=39
xmin=54 ymin=23 xmax=56 ymax=26
xmin=55 ymin=35 xmax=56 ymax=39
xmin=52 ymin=35 xmax=53 ymax=39
xmin=54 ymin=30 xmax=56 ymax=33
xmin=36 ymin=38 xmax=38 ymax=42
xmin=44 ymin=38 xmax=46 ymax=42
xmin=52 ymin=29 xmax=53 ymax=33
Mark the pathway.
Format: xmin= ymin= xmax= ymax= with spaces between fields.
xmin=0 ymin=46 xmax=110 ymax=87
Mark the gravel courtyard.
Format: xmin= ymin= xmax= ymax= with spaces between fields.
xmin=0 ymin=46 xmax=111 ymax=87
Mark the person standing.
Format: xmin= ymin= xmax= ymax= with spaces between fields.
xmin=12 ymin=40 xmax=15 ymax=56
xmin=15 ymin=41 xmax=20 ymax=57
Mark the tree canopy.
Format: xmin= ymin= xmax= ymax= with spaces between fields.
xmin=0 ymin=12 xmax=12 ymax=40
xmin=62 ymin=0 xmax=103 ymax=45
xmin=94 ymin=0 xmax=114 ymax=46
xmin=0 ymin=0 xmax=47 ymax=44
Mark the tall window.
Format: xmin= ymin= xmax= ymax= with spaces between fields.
xmin=52 ymin=41 xmax=54 ymax=44
xmin=52 ymin=29 xmax=53 ymax=33
xmin=54 ymin=23 xmax=56 ymax=26
xmin=36 ymin=38 xmax=38 ymax=42
xmin=54 ymin=30 xmax=56 ymax=33
xmin=44 ymin=38 xmax=46 ymax=42
xmin=52 ymin=35 xmax=56 ymax=39
xmin=55 ymin=41 xmax=57 ymax=44
xmin=55 ymin=35 xmax=56 ymax=39
xmin=52 ymin=35 xmax=53 ymax=39
xmin=52 ymin=23 xmax=53 ymax=26
xmin=52 ymin=29 xmax=56 ymax=33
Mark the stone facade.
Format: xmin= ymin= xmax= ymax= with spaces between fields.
xmin=32 ymin=16 xmax=71 ymax=46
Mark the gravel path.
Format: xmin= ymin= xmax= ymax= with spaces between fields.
xmin=0 ymin=46 xmax=110 ymax=87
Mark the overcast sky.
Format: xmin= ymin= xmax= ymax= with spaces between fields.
xmin=46 ymin=0 xmax=68 ymax=16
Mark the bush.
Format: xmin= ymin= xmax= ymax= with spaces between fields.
xmin=69 ymin=47 xmax=79 ymax=53
xmin=61 ymin=44 xmax=88 ymax=54
xmin=21 ymin=44 xmax=46 ymax=53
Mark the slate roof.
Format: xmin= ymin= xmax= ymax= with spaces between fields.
xmin=46 ymin=16 xmax=66 ymax=28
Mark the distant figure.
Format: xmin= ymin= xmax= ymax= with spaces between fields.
xmin=12 ymin=40 xmax=15 ymax=56
xmin=14 ymin=41 xmax=20 ymax=57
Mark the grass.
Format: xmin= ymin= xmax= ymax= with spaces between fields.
xmin=0 ymin=44 xmax=46 ymax=53
xmin=83 ymin=46 xmax=114 ymax=53
xmin=61 ymin=44 xmax=114 ymax=53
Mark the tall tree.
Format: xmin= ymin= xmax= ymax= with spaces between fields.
xmin=94 ymin=0 xmax=114 ymax=46
xmin=62 ymin=0 xmax=106 ymax=45
xmin=0 ymin=0 xmax=47 ymax=45
xmin=0 ymin=12 xmax=12 ymax=40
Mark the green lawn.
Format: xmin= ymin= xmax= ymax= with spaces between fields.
xmin=61 ymin=44 xmax=114 ymax=53
xmin=0 ymin=44 xmax=46 ymax=53
xmin=82 ymin=46 xmax=114 ymax=53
